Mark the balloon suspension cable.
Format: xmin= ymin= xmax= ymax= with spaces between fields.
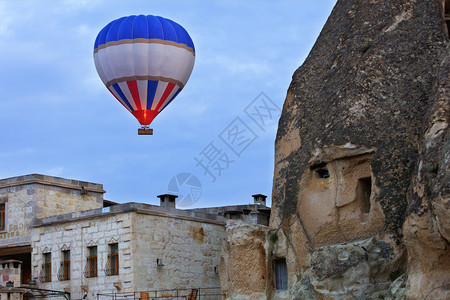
xmin=138 ymin=125 xmax=153 ymax=136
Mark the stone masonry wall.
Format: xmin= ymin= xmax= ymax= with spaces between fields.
xmin=31 ymin=204 xmax=225 ymax=299
xmin=0 ymin=174 xmax=104 ymax=249
xmin=0 ymin=189 xmax=32 ymax=248
xmin=133 ymin=213 xmax=224 ymax=291
xmin=219 ymin=223 xmax=270 ymax=300
xmin=31 ymin=211 xmax=134 ymax=300
xmin=0 ymin=260 xmax=22 ymax=287
xmin=32 ymin=186 xmax=102 ymax=219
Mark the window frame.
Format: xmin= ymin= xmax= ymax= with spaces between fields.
xmin=106 ymin=243 xmax=119 ymax=276
xmin=86 ymin=246 xmax=97 ymax=278
xmin=274 ymin=258 xmax=288 ymax=291
xmin=62 ymin=250 xmax=70 ymax=280
xmin=0 ymin=203 xmax=6 ymax=232
xmin=43 ymin=253 xmax=52 ymax=282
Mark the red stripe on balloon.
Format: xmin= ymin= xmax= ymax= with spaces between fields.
xmin=126 ymin=80 xmax=142 ymax=110
xmin=155 ymin=82 xmax=176 ymax=111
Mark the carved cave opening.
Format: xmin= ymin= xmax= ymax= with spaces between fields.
xmin=311 ymin=162 xmax=330 ymax=179
xmin=357 ymin=177 xmax=372 ymax=215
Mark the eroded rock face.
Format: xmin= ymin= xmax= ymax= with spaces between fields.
xmin=219 ymin=223 xmax=270 ymax=300
xmin=297 ymin=146 xmax=384 ymax=247
xmin=402 ymin=47 xmax=450 ymax=299
xmin=270 ymin=0 xmax=449 ymax=298
xmin=293 ymin=237 xmax=405 ymax=299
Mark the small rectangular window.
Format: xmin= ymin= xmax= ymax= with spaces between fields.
xmin=43 ymin=253 xmax=51 ymax=282
xmin=357 ymin=177 xmax=372 ymax=214
xmin=106 ymin=243 xmax=119 ymax=276
xmin=0 ymin=204 xmax=5 ymax=231
xmin=84 ymin=246 xmax=97 ymax=278
xmin=58 ymin=250 xmax=70 ymax=281
xmin=275 ymin=259 xmax=288 ymax=290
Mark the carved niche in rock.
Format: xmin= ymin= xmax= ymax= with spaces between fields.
xmin=297 ymin=146 xmax=384 ymax=247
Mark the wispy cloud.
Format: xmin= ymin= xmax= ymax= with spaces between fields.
xmin=207 ymin=55 xmax=270 ymax=76
xmin=43 ymin=167 xmax=64 ymax=177
xmin=0 ymin=0 xmax=336 ymax=206
xmin=57 ymin=0 xmax=101 ymax=13
xmin=0 ymin=4 xmax=12 ymax=36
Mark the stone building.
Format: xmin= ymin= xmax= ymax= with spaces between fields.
xmin=0 ymin=174 xmax=106 ymax=288
xmin=0 ymin=174 xmax=270 ymax=299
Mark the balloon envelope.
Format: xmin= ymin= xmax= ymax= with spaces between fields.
xmin=94 ymin=15 xmax=195 ymax=126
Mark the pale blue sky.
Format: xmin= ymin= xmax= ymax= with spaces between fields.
xmin=0 ymin=0 xmax=336 ymax=208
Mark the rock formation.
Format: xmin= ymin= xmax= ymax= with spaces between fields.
xmin=271 ymin=0 xmax=449 ymax=298
xmin=220 ymin=223 xmax=270 ymax=300
xmin=220 ymin=0 xmax=449 ymax=299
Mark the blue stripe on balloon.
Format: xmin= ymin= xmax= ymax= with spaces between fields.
xmin=132 ymin=15 xmax=149 ymax=39
xmin=96 ymin=20 xmax=115 ymax=48
xmin=146 ymin=15 xmax=164 ymax=40
xmin=158 ymin=17 xmax=177 ymax=43
xmin=106 ymin=17 xmax=126 ymax=45
xmin=95 ymin=15 xmax=194 ymax=52
xmin=112 ymin=83 xmax=134 ymax=111
xmin=146 ymin=80 xmax=158 ymax=109
xmin=94 ymin=33 xmax=100 ymax=50
xmin=161 ymin=87 xmax=182 ymax=111
xmin=117 ymin=15 xmax=136 ymax=40
xmin=167 ymin=19 xmax=195 ymax=52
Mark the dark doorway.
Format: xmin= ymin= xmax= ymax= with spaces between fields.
xmin=0 ymin=252 xmax=32 ymax=284
xmin=357 ymin=177 xmax=372 ymax=215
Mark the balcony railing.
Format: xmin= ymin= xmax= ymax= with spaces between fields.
xmin=97 ymin=288 xmax=222 ymax=300
xmin=38 ymin=265 xmax=51 ymax=283
xmin=57 ymin=261 xmax=70 ymax=281
xmin=84 ymin=257 xmax=97 ymax=278
xmin=104 ymin=254 xmax=119 ymax=276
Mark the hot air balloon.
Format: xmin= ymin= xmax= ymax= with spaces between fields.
xmin=93 ymin=15 xmax=195 ymax=135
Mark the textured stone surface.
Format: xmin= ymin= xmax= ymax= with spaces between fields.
xmin=33 ymin=209 xmax=224 ymax=299
xmin=269 ymin=0 xmax=449 ymax=298
xmin=133 ymin=213 xmax=223 ymax=290
xmin=0 ymin=175 xmax=103 ymax=248
xmin=219 ymin=223 xmax=269 ymax=300
xmin=32 ymin=213 xmax=134 ymax=299
xmin=293 ymin=237 xmax=405 ymax=299
xmin=402 ymin=37 xmax=450 ymax=299
xmin=0 ymin=260 xmax=22 ymax=287
xmin=0 ymin=174 xmax=226 ymax=298
xmin=296 ymin=148 xmax=384 ymax=247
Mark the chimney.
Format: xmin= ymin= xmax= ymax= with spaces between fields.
xmin=157 ymin=194 xmax=178 ymax=209
xmin=252 ymin=194 xmax=267 ymax=206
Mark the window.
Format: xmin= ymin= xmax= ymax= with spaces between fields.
xmin=0 ymin=203 xmax=5 ymax=231
xmin=58 ymin=250 xmax=70 ymax=281
xmin=105 ymin=243 xmax=119 ymax=276
xmin=43 ymin=253 xmax=51 ymax=282
xmin=311 ymin=162 xmax=330 ymax=178
xmin=274 ymin=259 xmax=288 ymax=290
xmin=84 ymin=246 xmax=97 ymax=278
xmin=357 ymin=177 xmax=372 ymax=214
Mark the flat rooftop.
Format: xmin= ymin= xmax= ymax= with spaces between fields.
xmin=32 ymin=202 xmax=226 ymax=227
xmin=0 ymin=174 xmax=105 ymax=193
